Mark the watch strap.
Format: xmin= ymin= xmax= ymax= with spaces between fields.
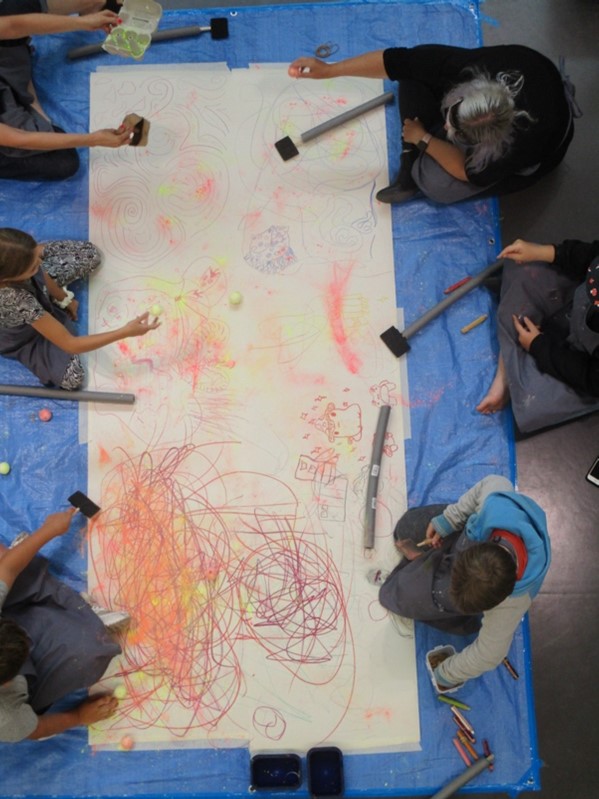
xmin=417 ymin=133 xmax=432 ymax=152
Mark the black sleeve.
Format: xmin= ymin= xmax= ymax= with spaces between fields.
xmin=382 ymin=45 xmax=485 ymax=91
xmin=529 ymin=333 xmax=599 ymax=396
xmin=552 ymin=240 xmax=599 ymax=282
xmin=465 ymin=152 xmax=518 ymax=187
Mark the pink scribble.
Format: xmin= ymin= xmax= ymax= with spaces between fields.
xmin=325 ymin=264 xmax=362 ymax=374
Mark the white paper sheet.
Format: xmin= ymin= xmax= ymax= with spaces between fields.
xmin=86 ymin=65 xmax=418 ymax=752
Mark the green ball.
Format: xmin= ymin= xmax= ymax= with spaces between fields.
xmin=0 ymin=461 xmax=10 ymax=475
xmin=229 ymin=291 xmax=243 ymax=306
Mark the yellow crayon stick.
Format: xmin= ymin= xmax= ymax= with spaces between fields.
xmin=460 ymin=314 xmax=488 ymax=334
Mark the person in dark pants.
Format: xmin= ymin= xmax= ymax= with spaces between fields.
xmin=0 ymin=1 xmax=132 ymax=181
xmin=0 ymin=507 xmax=128 ymax=743
xmin=288 ymin=44 xmax=578 ymax=204
xmin=477 ymin=237 xmax=599 ymax=432
xmin=369 ymin=476 xmax=550 ymax=689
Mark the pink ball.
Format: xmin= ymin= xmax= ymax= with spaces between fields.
xmin=120 ymin=735 xmax=135 ymax=751
xmin=38 ymin=409 xmax=53 ymax=422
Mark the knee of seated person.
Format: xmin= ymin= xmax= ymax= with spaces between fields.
xmin=69 ymin=371 xmax=85 ymax=391
xmin=61 ymin=361 xmax=85 ymax=391
xmin=87 ymin=243 xmax=103 ymax=272
xmin=416 ymin=185 xmax=458 ymax=206
xmin=0 ymin=619 xmax=30 ymax=684
xmin=43 ymin=149 xmax=80 ymax=181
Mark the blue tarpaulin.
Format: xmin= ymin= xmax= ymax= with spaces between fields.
xmin=0 ymin=2 xmax=539 ymax=796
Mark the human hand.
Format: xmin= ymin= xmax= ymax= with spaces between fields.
xmin=78 ymin=10 xmax=120 ymax=34
xmin=90 ymin=126 xmax=134 ymax=148
xmin=425 ymin=522 xmax=443 ymax=549
xmin=499 ymin=239 xmax=554 ymax=264
xmin=402 ymin=117 xmax=427 ymax=145
xmin=76 ymin=695 xmax=118 ymax=726
xmin=41 ymin=507 xmax=78 ymax=538
xmin=512 ymin=314 xmax=541 ymax=350
xmin=123 ymin=312 xmax=161 ymax=339
xmin=65 ymin=298 xmax=79 ymax=322
xmin=434 ymin=670 xmax=463 ymax=692
xmin=288 ymin=57 xmax=331 ymax=79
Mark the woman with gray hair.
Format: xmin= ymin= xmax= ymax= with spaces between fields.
xmin=288 ymin=44 xmax=577 ymax=205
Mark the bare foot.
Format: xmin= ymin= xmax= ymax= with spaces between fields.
xmin=476 ymin=355 xmax=510 ymax=414
xmin=395 ymin=539 xmax=423 ymax=561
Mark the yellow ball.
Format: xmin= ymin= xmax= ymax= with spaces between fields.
xmin=150 ymin=304 xmax=163 ymax=317
xmin=0 ymin=462 xmax=10 ymax=475
xmin=113 ymin=684 xmax=127 ymax=700
xmin=229 ymin=291 xmax=243 ymax=306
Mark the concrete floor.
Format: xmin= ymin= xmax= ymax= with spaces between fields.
xmin=161 ymin=2 xmax=599 ymax=796
xmin=482 ymin=2 xmax=599 ymax=798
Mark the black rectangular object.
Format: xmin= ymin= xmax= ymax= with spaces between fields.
xmin=68 ymin=491 xmax=101 ymax=518
xmin=250 ymin=754 xmax=301 ymax=790
xmin=274 ymin=135 xmax=300 ymax=161
xmin=307 ymin=747 xmax=343 ymax=797
xmin=380 ymin=325 xmax=408 ymax=357
xmin=211 ymin=17 xmax=229 ymax=39
xmin=586 ymin=455 xmax=599 ymax=486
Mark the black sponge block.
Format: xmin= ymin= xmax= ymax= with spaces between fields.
xmin=211 ymin=18 xmax=229 ymax=39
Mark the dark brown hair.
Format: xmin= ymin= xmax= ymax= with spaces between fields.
xmin=0 ymin=618 xmax=30 ymax=684
xmin=0 ymin=228 xmax=38 ymax=282
xmin=450 ymin=542 xmax=517 ymax=614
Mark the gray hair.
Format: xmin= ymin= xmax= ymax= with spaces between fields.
xmin=441 ymin=69 xmax=535 ymax=174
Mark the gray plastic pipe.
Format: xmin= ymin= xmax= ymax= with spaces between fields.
xmin=364 ymin=404 xmax=391 ymax=549
xmin=301 ymin=91 xmax=395 ymax=143
xmin=0 ymin=384 xmax=135 ymax=404
xmin=68 ymin=25 xmax=210 ymax=59
xmin=429 ymin=755 xmax=495 ymax=799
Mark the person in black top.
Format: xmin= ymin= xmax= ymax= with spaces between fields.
xmin=0 ymin=1 xmax=132 ymax=181
xmin=477 ymin=238 xmax=599 ymax=432
xmin=288 ymin=45 xmax=577 ymax=204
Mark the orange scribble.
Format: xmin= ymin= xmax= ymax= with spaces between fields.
xmin=98 ymin=445 xmax=111 ymax=465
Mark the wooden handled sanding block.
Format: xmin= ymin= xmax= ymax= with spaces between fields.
xmin=122 ymin=113 xmax=150 ymax=146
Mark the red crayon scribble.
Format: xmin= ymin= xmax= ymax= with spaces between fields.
xmin=364 ymin=707 xmax=393 ymax=721
xmin=90 ymin=445 xmax=353 ymax=738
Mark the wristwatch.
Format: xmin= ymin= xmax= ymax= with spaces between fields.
xmin=417 ymin=133 xmax=432 ymax=152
